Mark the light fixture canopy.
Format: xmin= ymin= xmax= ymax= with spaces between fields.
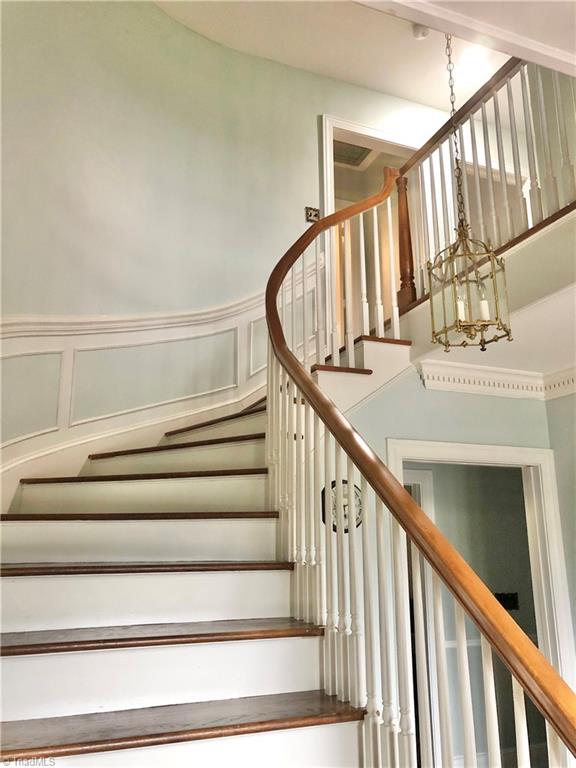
xmin=428 ymin=35 xmax=513 ymax=352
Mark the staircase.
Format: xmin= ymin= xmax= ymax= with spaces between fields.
xmin=0 ymin=402 xmax=365 ymax=765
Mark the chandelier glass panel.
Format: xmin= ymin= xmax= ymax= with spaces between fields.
xmin=428 ymin=36 xmax=513 ymax=352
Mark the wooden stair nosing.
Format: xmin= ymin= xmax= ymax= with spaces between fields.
xmin=311 ymin=364 xmax=373 ymax=375
xmin=0 ymin=511 xmax=279 ymax=522
xmin=165 ymin=405 xmax=267 ymax=438
xmin=241 ymin=396 xmax=267 ymax=412
xmin=0 ymin=561 xmax=294 ymax=577
xmin=324 ymin=333 xmax=411 ymax=363
xmin=20 ymin=468 xmax=268 ymax=485
xmin=1 ymin=617 xmax=323 ymax=656
xmin=0 ymin=690 xmax=365 ymax=760
xmin=89 ymin=433 xmax=266 ymax=461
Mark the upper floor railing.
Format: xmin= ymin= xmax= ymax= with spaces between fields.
xmin=265 ymin=56 xmax=576 ymax=768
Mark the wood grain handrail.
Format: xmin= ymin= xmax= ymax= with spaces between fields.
xmin=400 ymin=57 xmax=523 ymax=176
xmin=265 ymin=168 xmax=576 ymax=754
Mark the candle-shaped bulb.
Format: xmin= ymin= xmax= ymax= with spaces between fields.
xmin=478 ymin=281 xmax=490 ymax=321
xmin=456 ymin=293 xmax=467 ymax=322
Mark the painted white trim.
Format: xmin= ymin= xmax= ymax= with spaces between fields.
xmin=0 ymin=293 xmax=264 ymax=338
xmin=249 ymin=316 xmax=267 ymax=378
xmin=387 ymin=438 xmax=576 ymax=695
xmin=418 ymin=360 xmax=576 ymax=401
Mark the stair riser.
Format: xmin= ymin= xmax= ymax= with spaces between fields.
xmin=1 ymin=637 xmax=322 ymax=720
xmin=14 ymin=475 xmax=269 ymax=515
xmin=25 ymin=721 xmax=362 ymax=767
xmin=163 ymin=412 xmax=266 ymax=444
xmin=1 ymin=571 xmax=292 ymax=631
xmin=1 ymin=519 xmax=277 ymax=562
xmin=84 ymin=439 xmax=266 ymax=475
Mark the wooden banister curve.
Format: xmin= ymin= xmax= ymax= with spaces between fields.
xmin=266 ymin=168 xmax=576 ymax=755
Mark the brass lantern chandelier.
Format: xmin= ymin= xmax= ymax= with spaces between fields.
xmin=428 ymin=36 xmax=513 ymax=352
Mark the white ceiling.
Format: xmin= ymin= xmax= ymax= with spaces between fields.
xmin=372 ymin=1 xmax=576 ymax=76
xmin=157 ymin=1 xmax=509 ymax=112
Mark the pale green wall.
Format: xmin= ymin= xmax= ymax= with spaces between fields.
xmin=2 ymin=0 xmax=447 ymax=316
xmin=1 ymin=353 xmax=61 ymax=442
xmin=546 ymin=394 xmax=576 ymax=611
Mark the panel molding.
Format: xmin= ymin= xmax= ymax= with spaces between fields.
xmin=418 ymin=359 xmax=576 ymax=401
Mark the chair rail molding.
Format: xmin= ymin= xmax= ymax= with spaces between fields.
xmin=417 ymin=360 xmax=576 ymax=401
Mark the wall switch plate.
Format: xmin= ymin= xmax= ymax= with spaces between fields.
xmin=305 ymin=206 xmax=320 ymax=223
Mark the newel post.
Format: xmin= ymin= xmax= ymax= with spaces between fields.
xmin=396 ymin=175 xmax=417 ymax=310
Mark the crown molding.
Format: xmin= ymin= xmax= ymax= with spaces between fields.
xmin=418 ymin=360 xmax=576 ymax=401
xmin=0 ymin=292 xmax=265 ymax=339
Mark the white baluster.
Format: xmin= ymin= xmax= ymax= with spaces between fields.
xmin=291 ymin=266 xmax=297 ymax=357
xmin=455 ymin=602 xmax=478 ymax=768
xmin=362 ymin=478 xmax=382 ymax=767
xmin=437 ymin=144 xmax=452 ymax=246
xmin=512 ymin=677 xmax=532 ymax=768
xmin=372 ymin=207 xmax=385 ymax=337
xmin=343 ymin=219 xmax=355 ymax=366
xmin=432 ymin=574 xmax=453 ymax=766
xmin=335 ymin=443 xmax=351 ymax=700
xmin=520 ymin=65 xmax=544 ymax=224
xmin=347 ymin=456 xmax=365 ymax=707
xmin=392 ymin=519 xmax=417 ymax=767
xmin=506 ymin=77 xmax=530 ymax=232
xmin=279 ymin=367 xmax=288 ymax=559
xmin=304 ymin=401 xmax=315 ymax=623
xmin=493 ymin=92 xmax=514 ymax=243
xmin=481 ymin=101 xmax=501 ymax=246
xmin=552 ymin=71 xmax=576 ymax=205
xmin=315 ymin=239 xmax=325 ymax=365
xmin=287 ymin=377 xmax=296 ymax=570
xmin=480 ymin=635 xmax=502 ymax=768
xmin=323 ymin=230 xmax=333 ymax=362
xmin=324 ymin=429 xmax=338 ymax=695
xmin=387 ymin=196 xmax=400 ymax=339
xmin=408 ymin=168 xmax=425 ymax=296
xmin=428 ymin=154 xmax=443 ymax=252
xmin=418 ymin=164 xmax=432 ymax=270
xmin=376 ymin=499 xmax=399 ymax=766
xmin=330 ymin=226 xmax=341 ymax=365
xmin=458 ymin=124 xmax=473 ymax=226
xmin=470 ymin=115 xmax=488 ymax=241
xmin=534 ymin=65 xmax=560 ymax=215
xmin=294 ymin=385 xmax=305 ymax=619
xmin=314 ymin=411 xmax=325 ymax=626
xmin=302 ymin=249 xmax=310 ymax=371
xmin=410 ymin=545 xmax=434 ymax=768
xmin=358 ymin=213 xmax=370 ymax=336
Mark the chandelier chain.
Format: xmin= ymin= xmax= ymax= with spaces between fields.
xmin=445 ymin=34 xmax=467 ymax=230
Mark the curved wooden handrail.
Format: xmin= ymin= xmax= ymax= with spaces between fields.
xmin=265 ymin=168 xmax=576 ymax=754
xmin=400 ymin=56 xmax=523 ymax=176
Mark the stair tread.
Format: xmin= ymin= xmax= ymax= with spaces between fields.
xmin=311 ymin=364 xmax=373 ymax=375
xmin=89 ymin=433 xmax=266 ymax=460
xmin=1 ymin=560 xmax=294 ymax=577
xmin=1 ymin=510 xmax=278 ymax=521
xmin=165 ymin=405 xmax=267 ymax=438
xmin=0 ymin=690 xmax=364 ymax=759
xmin=20 ymin=468 xmax=268 ymax=484
xmin=1 ymin=617 xmax=322 ymax=656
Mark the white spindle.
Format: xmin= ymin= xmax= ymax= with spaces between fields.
xmin=279 ymin=367 xmax=288 ymax=558
xmin=512 ymin=676 xmax=532 ymax=768
xmin=287 ymin=377 xmax=296 ymax=566
xmin=458 ymin=124 xmax=473 ymax=225
xmin=315 ymin=239 xmax=325 ymax=365
xmin=330 ymin=226 xmax=341 ymax=365
xmin=324 ymin=429 xmax=338 ymax=695
xmin=410 ymin=545 xmax=434 ymax=768
xmin=302 ymin=250 xmax=310 ymax=371
xmin=418 ymin=164 xmax=432 ymax=268
xmin=386 ymin=197 xmax=400 ymax=339
xmin=347 ymin=456 xmax=365 ymax=707
xmin=534 ymin=65 xmax=560 ymax=215
xmin=506 ymin=77 xmax=529 ymax=232
xmin=428 ymin=155 xmax=443 ymax=253
xmin=493 ymin=92 xmax=514 ymax=242
xmin=323 ymin=230 xmax=333 ymax=362
xmin=408 ymin=168 xmax=426 ymax=296
xmin=432 ymin=575 xmax=453 ymax=766
xmin=552 ymin=71 xmax=576 ymax=205
xmin=481 ymin=101 xmax=501 ymax=246
xmin=335 ymin=443 xmax=351 ymax=700
xmin=372 ymin=207 xmax=385 ymax=337
xmin=362 ymin=478 xmax=382 ymax=766
xmin=455 ymin=602 xmax=478 ymax=767
xmin=480 ymin=635 xmax=502 ymax=768
xmin=520 ymin=65 xmax=544 ymax=224
xmin=437 ymin=145 xmax=452 ymax=246
xmin=376 ymin=500 xmax=399 ymax=767
xmin=470 ymin=115 xmax=488 ymax=241
xmin=392 ymin=519 xmax=417 ymax=768
xmin=295 ymin=385 xmax=305 ymax=619
xmin=358 ymin=213 xmax=370 ymax=335
xmin=343 ymin=219 xmax=355 ymax=366
xmin=304 ymin=401 xmax=314 ymax=622
xmin=291 ymin=267 xmax=297 ymax=357
xmin=313 ymin=412 xmax=325 ymax=626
